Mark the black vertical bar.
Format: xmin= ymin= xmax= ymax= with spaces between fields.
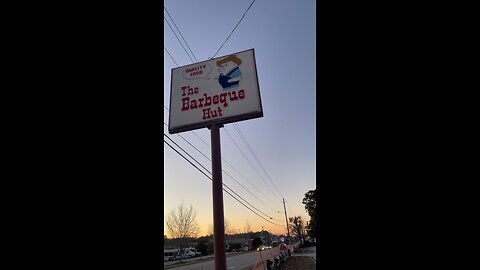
xmin=211 ymin=124 xmax=226 ymax=270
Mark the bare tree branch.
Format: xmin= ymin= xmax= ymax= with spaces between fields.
xmin=165 ymin=202 xmax=200 ymax=261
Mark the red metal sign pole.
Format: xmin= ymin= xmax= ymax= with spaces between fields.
xmin=210 ymin=124 xmax=227 ymax=270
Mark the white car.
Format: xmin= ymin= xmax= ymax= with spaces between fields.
xmin=182 ymin=250 xmax=196 ymax=258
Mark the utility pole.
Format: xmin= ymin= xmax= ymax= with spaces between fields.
xmin=282 ymin=198 xmax=290 ymax=243
xmin=210 ymin=124 xmax=226 ymax=270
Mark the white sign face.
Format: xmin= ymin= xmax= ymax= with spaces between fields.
xmin=168 ymin=49 xmax=263 ymax=134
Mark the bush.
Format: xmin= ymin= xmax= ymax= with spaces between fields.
xmin=207 ymin=241 xmax=214 ymax=254
xmin=196 ymin=240 xmax=208 ymax=255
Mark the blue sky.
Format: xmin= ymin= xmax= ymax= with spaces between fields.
xmin=164 ymin=0 xmax=316 ymax=236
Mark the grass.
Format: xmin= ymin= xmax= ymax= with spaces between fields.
xmin=278 ymin=256 xmax=316 ymax=270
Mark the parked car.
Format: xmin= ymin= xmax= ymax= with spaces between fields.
xmin=182 ymin=250 xmax=196 ymax=258
xmin=164 ymin=250 xmax=178 ymax=261
xmin=184 ymin=247 xmax=201 ymax=257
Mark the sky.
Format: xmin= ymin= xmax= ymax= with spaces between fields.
xmin=164 ymin=0 xmax=316 ymax=237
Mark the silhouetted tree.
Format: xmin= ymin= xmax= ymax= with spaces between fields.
xmin=302 ymin=189 xmax=316 ymax=237
xmin=289 ymin=216 xmax=305 ymax=243
xmin=165 ymin=202 xmax=200 ymax=262
xmin=196 ymin=239 xmax=208 ymax=256
xmin=252 ymin=237 xmax=262 ymax=250
xmin=244 ymin=220 xmax=252 ymax=234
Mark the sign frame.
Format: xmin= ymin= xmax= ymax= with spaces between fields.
xmin=168 ymin=48 xmax=263 ymax=134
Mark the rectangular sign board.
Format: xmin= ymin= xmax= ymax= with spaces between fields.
xmin=168 ymin=49 xmax=263 ymax=134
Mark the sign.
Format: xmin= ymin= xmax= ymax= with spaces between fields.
xmin=168 ymin=49 xmax=263 ymax=134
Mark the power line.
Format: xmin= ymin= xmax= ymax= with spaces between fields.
xmin=164 ymin=6 xmax=198 ymax=63
xmin=233 ymin=123 xmax=284 ymax=200
xmin=164 ymin=132 xmax=270 ymax=219
xmin=163 ymin=106 xmax=282 ymax=216
xmin=211 ymin=0 xmax=257 ymax=59
xmin=224 ymin=127 xmax=273 ymax=197
xmin=164 ymin=16 xmax=194 ymax=63
xmin=191 ymin=131 xmax=210 ymax=148
xmin=221 ymin=156 xmax=282 ymax=215
xmin=163 ymin=105 xmax=210 ymax=148
xmin=164 ymin=133 xmax=211 ymax=175
xmin=164 ymin=122 xmax=211 ymax=162
xmin=286 ymin=203 xmax=298 ymax=218
xmin=163 ymin=123 xmax=282 ymax=221
xmin=164 ymin=136 xmax=283 ymax=226
xmin=164 ymin=46 xmax=179 ymax=67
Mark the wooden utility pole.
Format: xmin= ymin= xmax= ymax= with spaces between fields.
xmin=282 ymin=198 xmax=290 ymax=241
xmin=211 ymin=124 xmax=226 ymax=270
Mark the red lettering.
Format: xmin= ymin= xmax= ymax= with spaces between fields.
xmin=187 ymin=86 xmax=195 ymax=95
xmin=181 ymin=89 xmax=245 ymax=113
xmin=202 ymin=107 xmax=223 ymax=119
xmin=190 ymin=71 xmax=203 ymax=76
xmin=181 ymin=97 xmax=189 ymax=111
xmin=238 ymin=90 xmax=245 ymax=99
xmin=228 ymin=91 xmax=238 ymax=101
xmin=220 ymin=93 xmax=228 ymax=107
xmin=202 ymin=108 xmax=210 ymax=120
xmin=210 ymin=109 xmax=218 ymax=118
xmin=204 ymin=93 xmax=212 ymax=106
xmin=190 ymin=99 xmax=198 ymax=109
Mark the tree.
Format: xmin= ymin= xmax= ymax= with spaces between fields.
xmin=165 ymin=202 xmax=200 ymax=262
xmin=288 ymin=216 xmax=305 ymax=243
xmin=252 ymin=237 xmax=262 ymax=250
xmin=196 ymin=239 xmax=208 ymax=256
xmin=224 ymin=219 xmax=235 ymax=235
xmin=244 ymin=220 xmax=252 ymax=234
xmin=207 ymin=223 xmax=213 ymax=236
xmin=302 ymin=189 xmax=316 ymax=237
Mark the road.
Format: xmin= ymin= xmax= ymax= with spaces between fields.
xmin=164 ymin=251 xmax=265 ymax=270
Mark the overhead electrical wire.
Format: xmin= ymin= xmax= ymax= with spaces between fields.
xmin=164 ymin=132 xmax=275 ymax=221
xmin=191 ymin=131 xmax=210 ymax=148
xmin=164 ymin=105 xmax=210 ymax=148
xmin=162 ymin=50 xmax=283 ymax=216
xmin=220 ymin=157 xmax=282 ymax=215
xmin=166 ymin=138 xmax=282 ymax=227
xmin=164 ymin=6 xmax=198 ymax=63
xmin=223 ymin=128 xmax=274 ymax=197
xmin=164 ymin=16 xmax=195 ymax=63
xmin=163 ymin=2 xmax=286 ymax=224
xmin=224 ymin=128 xmax=284 ymax=213
xmin=163 ymin=123 xmax=283 ymax=222
xmin=211 ymin=0 xmax=257 ymax=59
xmin=233 ymin=123 xmax=284 ymax=200
xmin=164 ymin=135 xmax=283 ymax=226
xmin=163 ymin=108 xmax=281 ymax=215
xmin=164 ymin=46 xmax=179 ymax=67
xmin=164 ymin=122 xmax=211 ymax=162
xmin=286 ymin=202 xmax=298 ymax=218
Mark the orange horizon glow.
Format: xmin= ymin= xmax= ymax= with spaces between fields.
xmin=163 ymin=215 xmax=310 ymax=239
